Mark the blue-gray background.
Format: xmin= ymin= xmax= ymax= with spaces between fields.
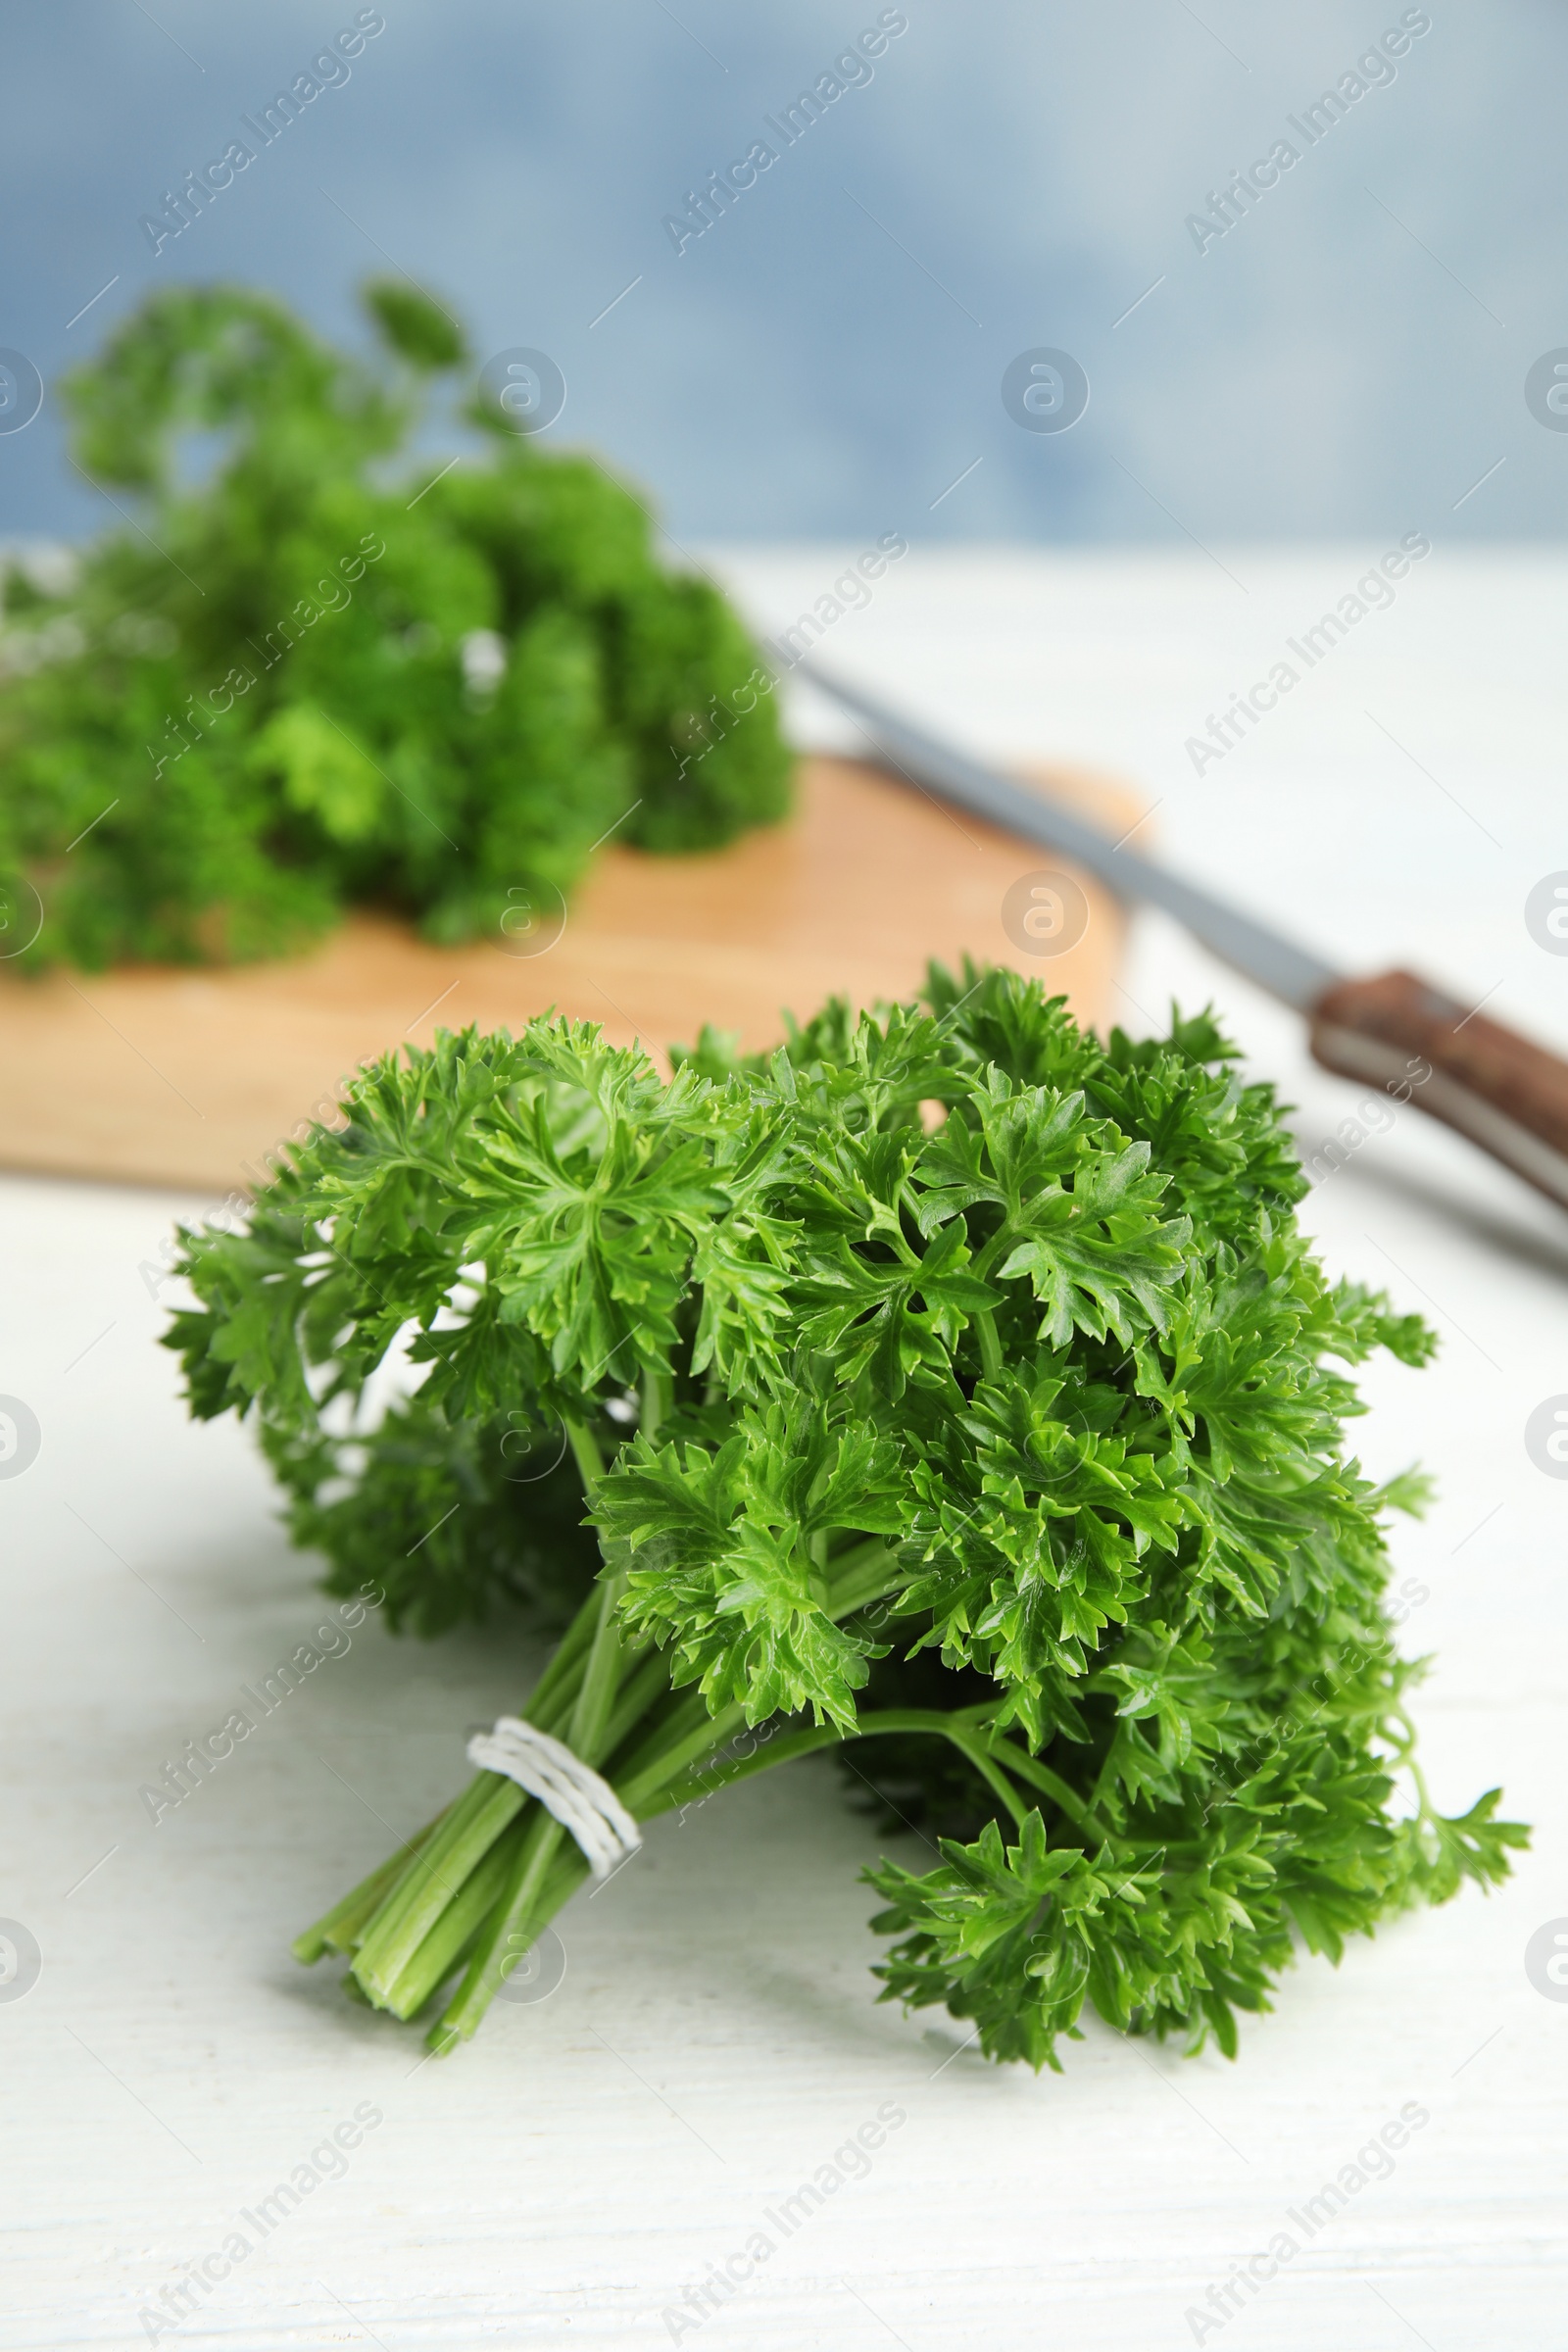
xmin=1 ymin=0 xmax=1561 ymax=544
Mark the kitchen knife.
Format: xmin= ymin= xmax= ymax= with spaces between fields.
xmin=803 ymin=657 xmax=1568 ymax=1213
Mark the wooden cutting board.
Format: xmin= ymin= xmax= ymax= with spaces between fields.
xmin=0 ymin=755 xmax=1139 ymax=1194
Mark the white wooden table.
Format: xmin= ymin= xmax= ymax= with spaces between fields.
xmin=4 ymin=550 xmax=1566 ymax=2350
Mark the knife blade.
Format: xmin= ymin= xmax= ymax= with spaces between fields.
xmin=801 ymin=657 xmax=1339 ymax=1009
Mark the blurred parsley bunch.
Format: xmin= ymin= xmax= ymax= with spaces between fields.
xmin=0 ymin=281 xmax=788 ymax=970
xmin=166 ymin=966 xmax=1524 ymax=2061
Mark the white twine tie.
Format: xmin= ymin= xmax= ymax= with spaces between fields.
xmin=466 ymin=1716 xmax=642 ymax=1880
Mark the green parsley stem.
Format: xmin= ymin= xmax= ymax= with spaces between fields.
xmin=428 ymin=1562 xmax=632 ymax=2045
xmin=974 ymin=1307 xmax=1004 ymax=1380
xmin=564 ymin=1413 xmax=606 ymax=1494
xmin=291 ymin=1808 xmax=450 ymax=1964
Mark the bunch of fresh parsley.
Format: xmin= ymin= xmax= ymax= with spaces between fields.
xmin=0 ymin=281 xmax=787 ymax=970
xmin=166 ymin=967 xmax=1525 ymax=2061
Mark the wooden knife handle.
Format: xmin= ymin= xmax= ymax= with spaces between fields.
xmin=1308 ymin=967 xmax=1568 ymax=1210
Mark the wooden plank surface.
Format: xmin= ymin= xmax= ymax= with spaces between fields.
xmin=0 ymin=754 xmax=1137 ymax=1192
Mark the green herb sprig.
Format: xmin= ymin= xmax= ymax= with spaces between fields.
xmin=165 ymin=966 xmax=1525 ymax=2062
xmin=0 ymin=281 xmax=787 ymax=970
